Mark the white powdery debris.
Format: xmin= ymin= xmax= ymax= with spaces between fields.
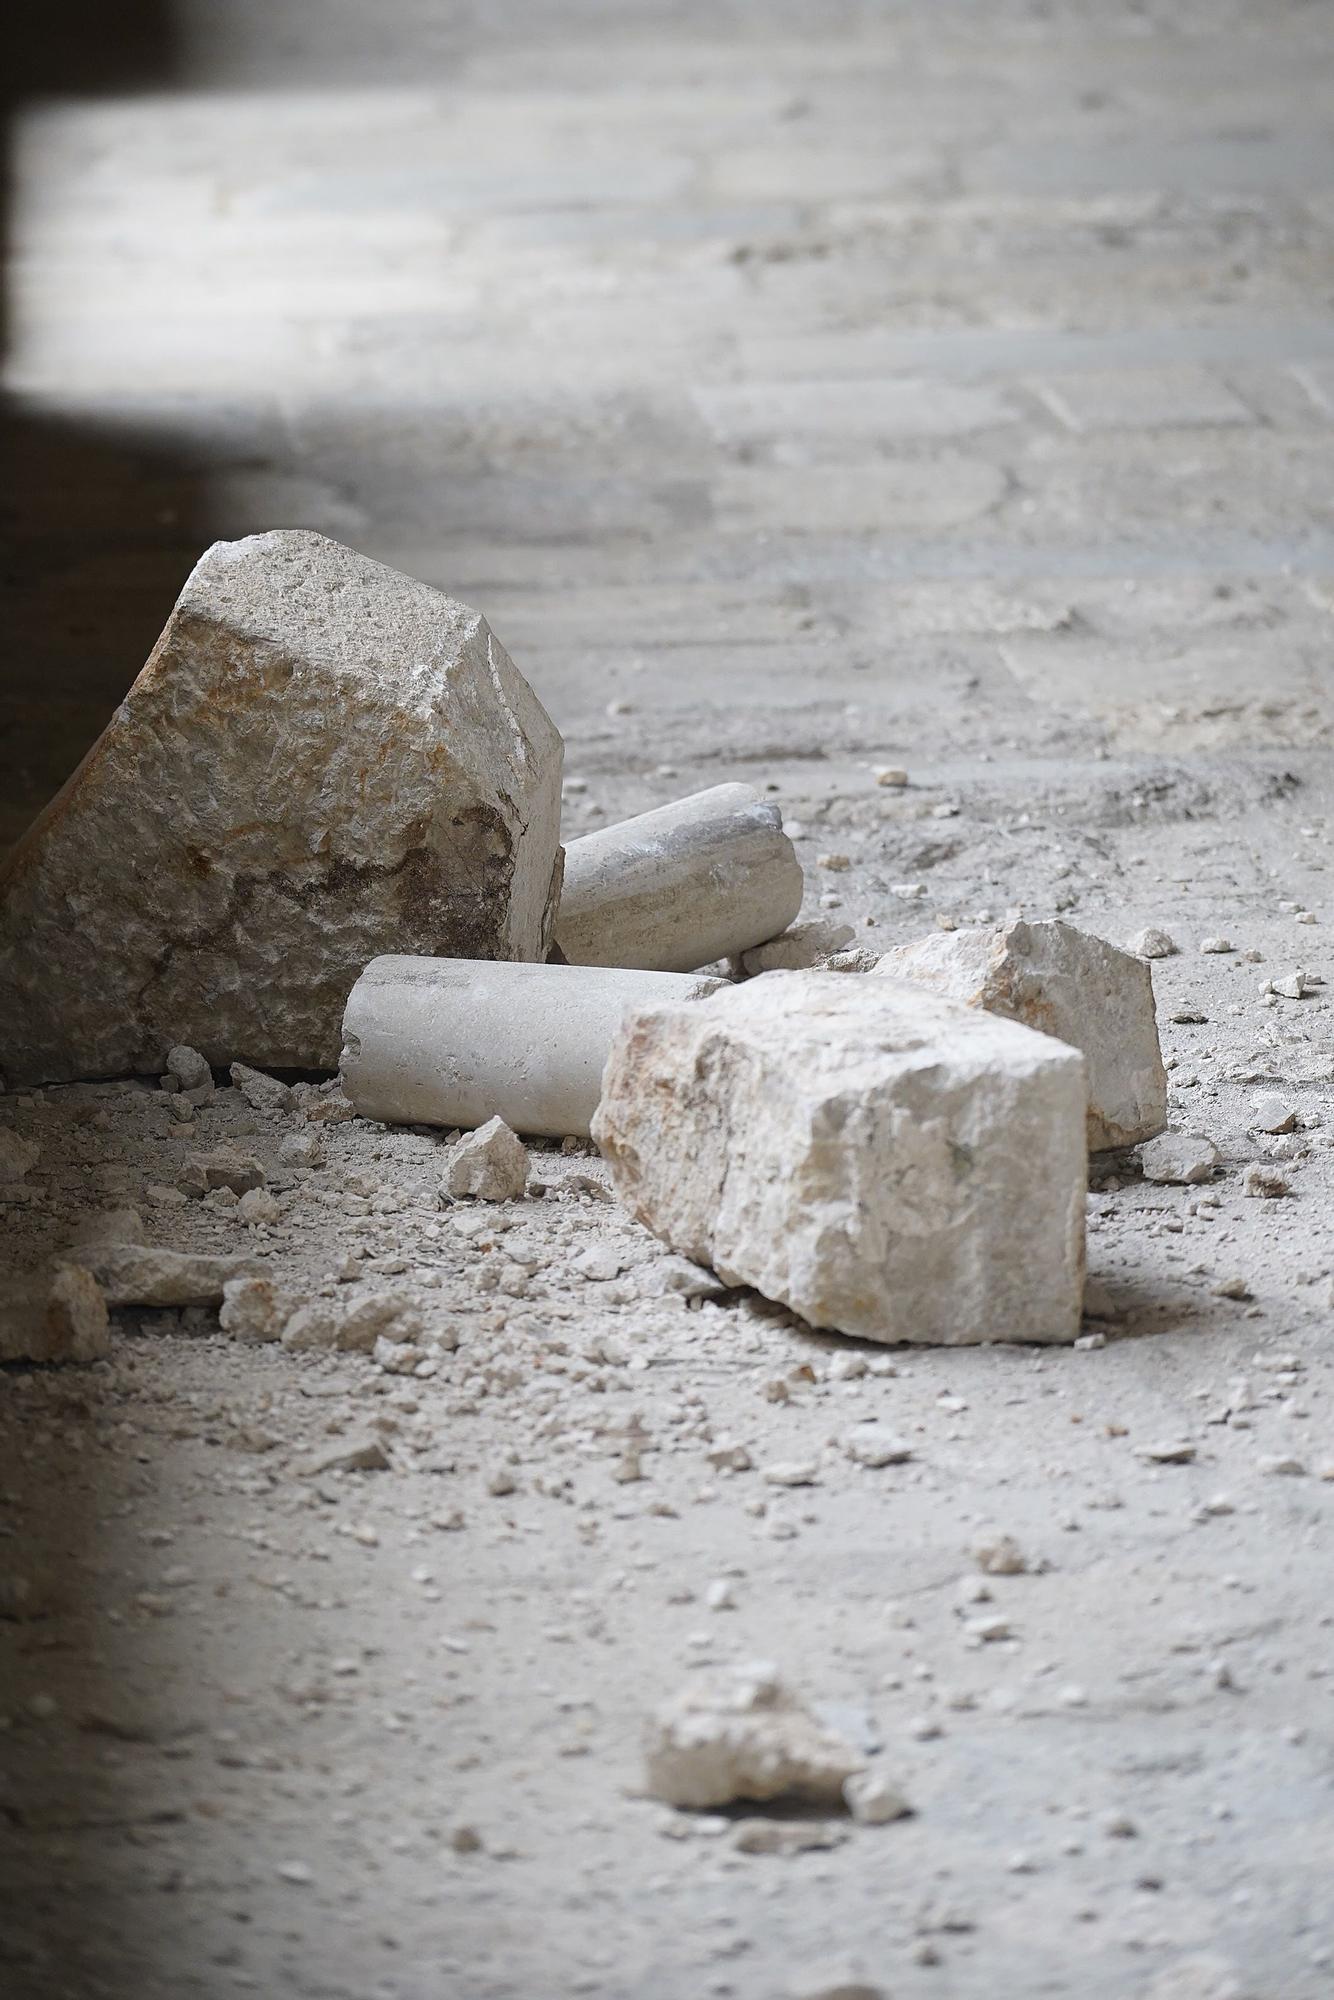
xmin=643 ymin=1661 xmax=863 ymax=1809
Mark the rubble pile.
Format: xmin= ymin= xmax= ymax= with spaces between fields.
xmin=0 ymin=530 xmax=1224 ymax=1370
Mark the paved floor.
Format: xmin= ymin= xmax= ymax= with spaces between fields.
xmin=3 ymin=5 xmax=1334 ymax=1999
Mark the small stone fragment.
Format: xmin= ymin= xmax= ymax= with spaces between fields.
xmin=166 ymin=1045 xmax=213 ymax=1096
xmin=733 ymin=1820 xmax=846 ymax=1856
xmin=1198 ymin=937 xmax=1234 ymax=955
xmin=1271 ymin=970 xmax=1314 ymax=1000
xmin=219 ymin=1275 xmax=294 ymax=1343
xmin=763 ymin=1459 xmax=821 ymax=1487
xmin=644 ymin=1255 xmax=729 ymax=1301
xmin=874 ymin=917 xmax=1167 ymax=1150
xmin=447 ymin=1117 xmax=530 ymax=1202
xmin=278 ymin=1129 xmax=325 ymax=1169
xmin=301 ymin=1437 xmax=392 ymax=1476
xmin=1136 ymin=1440 xmax=1196 ymax=1465
xmin=1250 ymin=1093 xmax=1296 ymax=1134
xmin=68 ymin=1207 xmax=147 ymax=1248
xmin=1127 ymin=927 xmax=1178 ymax=959
xmin=1140 ymin=1132 xmax=1219 ymax=1184
xmin=644 ymin=1661 xmax=862 ymax=1809
xmin=237 ymin=1187 xmax=280 ymax=1226
xmin=1244 ymin=1163 xmax=1290 ymax=1199
xmin=0 ymin=1128 xmax=39 ymax=1183
xmin=182 ymin=1146 xmax=266 ymax=1197
xmin=63 ymin=1241 xmax=252 ymax=1307
xmin=0 ymin=1264 xmax=110 ymax=1365
xmin=229 ymin=1062 xmax=296 ymax=1115
xmin=844 ymin=1425 xmax=913 ymax=1469
xmin=843 ymin=1770 xmax=912 ymax=1825
xmin=739 ymin=920 xmax=856 ymax=976
xmin=974 ymin=1534 xmax=1028 ymax=1575
xmin=594 ymin=973 xmax=1086 ymax=1347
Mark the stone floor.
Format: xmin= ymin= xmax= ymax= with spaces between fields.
xmin=2 ymin=4 xmax=1333 ymax=1998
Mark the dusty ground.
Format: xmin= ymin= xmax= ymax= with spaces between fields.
xmin=3 ymin=3 xmax=1334 ymax=1997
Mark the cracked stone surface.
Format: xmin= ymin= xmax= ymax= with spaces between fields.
xmin=0 ymin=531 xmax=563 ymax=1085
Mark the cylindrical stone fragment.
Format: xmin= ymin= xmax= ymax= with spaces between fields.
xmin=555 ymin=784 xmax=804 ymax=973
xmin=340 ymin=957 xmax=725 ymax=1139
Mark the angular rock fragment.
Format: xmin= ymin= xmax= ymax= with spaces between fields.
xmin=446 ymin=1116 xmax=530 ymax=1201
xmin=594 ymin=973 xmax=1086 ymax=1346
xmin=737 ymin=918 xmax=855 ymax=977
xmin=874 ymin=917 xmax=1167 ymax=1150
xmin=62 ymin=1241 xmax=252 ymax=1307
xmin=219 ymin=1275 xmax=294 ymax=1343
xmin=0 ymin=530 xmax=564 ymax=1085
xmin=1140 ymin=1131 xmax=1219 ymax=1185
xmin=644 ymin=1662 xmax=862 ymax=1809
xmin=230 ymin=1063 xmax=295 ymax=1116
xmin=0 ymin=1128 xmax=40 ymax=1183
xmin=181 ymin=1146 xmax=266 ymax=1197
xmin=0 ymin=1264 xmax=110 ymax=1365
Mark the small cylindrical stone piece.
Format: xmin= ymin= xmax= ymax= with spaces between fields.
xmin=340 ymin=957 xmax=725 ymax=1139
xmin=555 ymin=783 xmax=804 ymax=973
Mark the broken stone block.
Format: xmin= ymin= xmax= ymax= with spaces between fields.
xmin=873 ymin=918 xmax=1167 ymax=1151
xmin=644 ymin=1662 xmax=862 ymax=1810
xmin=0 ymin=1264 xmax=110 ymax=1365
xmin=1140 ymin=1131 xmax=1219 ymax=1184
xmin=68 ymin=1207 xmax=147 ymax=1248
xmin=556 ymin=784 xmax=803 ymax=973
xmin=0 ymin=1129 xmax=39 ymax=1183
xmin=736 ymin=918 xmax=856 ymax=977
xmin=165 ymin=1046 xmax=213 ymax=1105
xmin=219 ymin=1275 xmax=294 ymax=1344
xmin=0 ymin=530 xmax=564 ymax=1085
xmin=593 ymin=972 xmax=1086 ymax=1346
xmin=180 ymin=1147 xmax=266 ymax=1197
xmin=62 ymin=1241 xmax=252 ymax=1307
xmin=229 ymin=1063 xmax=295 ymax=1116
xmin=447 ymin=1117 xmax=530 ymax=1201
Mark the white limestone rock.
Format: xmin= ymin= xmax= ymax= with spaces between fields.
xmin=0 ymin=1264 xmax=111 ymax=1365
xmin=737 ymin=919 xmax=856 ymax=976
xmin=219 ymin=1275 xmax=295 ymax=1344
xmin=446 ymin=1116 xmax=530 ymax=1201
xmin=230 ymin=1063 xmax=296 ymax=1116
xmin=0 ymin=531 xmax=564 ymax=1085
xmin=873 ymin=917 xmax=1166 ymax=1151
xmin=1140 ymin=1131 xmax=1220 ymax=1185
xmin=62 ymin=1241 xmax=253 ymax=1307
xmin=644 ymin=1662 xmax=862 ymax=1810
xmin=594 ymin=972 xmax=1086 ymax=1347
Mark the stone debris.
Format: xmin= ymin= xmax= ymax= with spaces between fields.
xmin=63 ymin=1241 xmax=253 ymax=1308
xmin=181 ymin=1146 xmax=267 ymax=1197
xmin=842 ymin=1771 xmax=912 ymax=1825
xmin=556 ymin=782 xmax=803 ymax=973
xmin=873 ymin=917 xmax=1167 ymax=1150
xmin=219 ymin=1275 xmax=295 ymax=1343
xmin=68 ymin=1207 xmax=148 ymax=1248
xmin=737 ymin=919 xmax=856 ymax=976
xmin=282 ymin=1290 xmax=424 ymax=1355
xmin=733 ymin=1820 xmax=847 ymax=1856
xmin=594 ymin=972 xmax=1087 ymax=1346
xmin=1127 ymin=927 xmax=1178 ymax=959
xmin=0 ymin=1263 xmax=110 ymax=1365
xmin=843 ymin=1425 xmax=913 ymax=1468
xmin=230 ymin=1062 xmax=296 ymax=1115
xmin=0 ymin=1128 xmax=40 ymax=1183
xmin=447 ymin=1117 xmax=530 ymax=1201
xmin=643 ymin=1661 xmax=863 ymax=1809
xmin=788 ymin=1962 xmax=887 ymax=2000
xmin=0 ymin=531 xmax=563 ymax=1084
xmin=1244 ymin=1163 xmax=1290 ymax=1199
xmin=165 ymin=1046 xmax=214 ymax=1102
xmin=1250 ymin=1093 xmax=1296 ymax=1134
xmin=1140 ymin=1132 xmax=1220 ymax=1184
xmin=278 ymin=1130 xmax=325 ymax=1169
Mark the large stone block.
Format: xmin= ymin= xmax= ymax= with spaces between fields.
xmin=873 ymin=919 xmax=1166 ymax=1151
xmin=593 ymin=972 xmax=1086 ymax=1346
xmin=0 ymin=531 xmax=564 ymax=1085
